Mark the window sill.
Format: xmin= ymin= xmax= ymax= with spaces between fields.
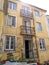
xmin=39 ymin=49 xmax=46 ymax=51
xmin=4 ymin=49 xmax=15 ymax=52
xmin=36 ymin=30 xmax=43 ymax=32
xmin=8 ymin=8 xmax=17 ymax=11
xmin=5 ymin=26 xmax=17 ymax=28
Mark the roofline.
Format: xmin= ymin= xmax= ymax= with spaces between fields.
xmin=46 ymin=15 xmax=49 ymax=16
xmin=18 ymin=0 xmax=47 ymax=12
xmin=30 ymin=5 xmax=47 ymax=12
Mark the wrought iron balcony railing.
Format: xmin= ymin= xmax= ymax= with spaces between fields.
xmin=20 ymin=25 xmax=35 ymax=36
xmin=20 ymin=9 xmax=33 ymax=19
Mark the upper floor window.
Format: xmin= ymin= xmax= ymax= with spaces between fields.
xmin=7 ymin=15 xmax=16 ymax=27
xmin=5 ymin=35 xmax=15 ymax=50
xmin=23 ymin=18 xmax=31 ymax=27
xmin=23 ymin=18 xmax=31 ymax=34
xmin=22 ymin=6 xmax=29 ymax=14
xmin=34 ymin=10 xmax=40 ymax=17
xmin=8 ymin=2 xmax=17 ymax=10
xmin=47 ymin=18 xmax=49 ymax=24
xmin=39 ymin=38 xmax=46 ymax=50
xmin=36 ymin=22 xmax=42 ymax=31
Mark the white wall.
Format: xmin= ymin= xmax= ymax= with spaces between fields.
xmin=45 ymin=16 xmax=49 ymax=37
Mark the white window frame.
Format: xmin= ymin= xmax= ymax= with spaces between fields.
xmin=47 ymin=18 xmax=49 ymax=24
xmin=8 ymin=1 xmax=17 ymax=10
xmin=36 ymin=22 xmax=42 ymax=31
xmin=22 ymin=6 xmax=29 ymax=14
xmin=38 ymin=38 xmax=46 ymax=50
xmin=34 ymin=10 xmax=40 ymax=17
xmin=6 ymin=15 xmax=17 ymax=27
xmin=4 ymin=35 xmax=16 ymax=51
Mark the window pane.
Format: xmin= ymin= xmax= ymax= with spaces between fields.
xmin=7 ymin=15 xmax=12 ymax=26
xmin=34 ymin=10 xmax=39 ymax=17
xmin=13 ymin=3 xmax=16 ymax=10
xmin=23 ymin=18 xmax=30 ymax=26
xmin=5 ymin=36 xmax=10 ymax=49
xmin=7 ymin=15 xmax=16 ymax=27
xmin=36 ymin=22 xmax=42 ymax=31
xmin=22 ymin=6 xmax=29 ymax=14
xmin=39 ymin=38 xmax=46 ymax=50
xmin=42 ymin=39 xmax=45 ymax=49
xmin=8 ymin=2 xmax=12 ymax=9
xmin=47 ymin=18 xmax=49 ymax=24
xmin=22 ymin=6 xmax=29 ymax=11
xmin=8 ymin=2 xmax=17 ymax=10
xmin=40 ymin=42 xmax=42 ymax=49
xmin=12 ymin=16 xmax=16 ymax=26
xmin=11 ymin=36 xmax=15 ymax=49
xmin=5 ymin=36 xmax=15 ymax=50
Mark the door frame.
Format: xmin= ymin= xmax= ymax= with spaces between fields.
xmin=23 ymin=37 xmax=34 ymax=59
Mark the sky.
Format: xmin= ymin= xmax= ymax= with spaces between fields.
xmin=21 ymin=0 xmax=49 ymax=15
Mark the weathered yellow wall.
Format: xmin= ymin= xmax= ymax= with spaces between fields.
xmin=0 ymin=0 xmax=4 ymax=11
xmin=0 ymin=11 xmax=3 ymax=35
xmin=33 ymin=8 xmax=49 ymax=63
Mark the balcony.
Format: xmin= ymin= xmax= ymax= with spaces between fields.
xmin=20 ymin=25 xmax=35 ymax=36
xmin=20 ymin=9 xmax=33 ymax=19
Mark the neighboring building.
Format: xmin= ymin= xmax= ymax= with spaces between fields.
xmin=0 ymin=0 xmax=49 ymax=64
xmin=45 ymin=15 xmax=49 ymax=37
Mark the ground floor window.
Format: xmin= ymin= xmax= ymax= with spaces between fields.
xmin=5 ymin=35 xmax=15 ymax=51
xmin=39 ymin=38 xmax=46 ymax=50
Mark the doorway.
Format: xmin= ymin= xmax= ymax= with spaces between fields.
xmin=25 ymin=40 xmax=29 ymax=59
xmin=25 ymin=40 xmax=30 ymax=59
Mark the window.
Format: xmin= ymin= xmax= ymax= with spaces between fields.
xmin=7 ymin=15 xmax=16 ymax=27
xmin=36 ymin=22 xmax=42 ymax=31
xmin=47 ymin=18 xmax=49 ymax=24
xmin=8 ymin=2 xmax=17 ymax=10
xmin=5 ymin=35 xmax=15 ymax=50
xmin=22 ymin=6 xmax=29 ymax=14
xmin=34 ymin=10 xmax=40 ymax=17
xmin=39 ymin=38 xmax=46 ymax=50
xmin=23 ymin=18 xmax=30 ymax=26
xmin=23 ymin=18 xmax=31 ymax=33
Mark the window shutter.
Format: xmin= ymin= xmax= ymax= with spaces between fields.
xmin=7 ymin=15 xmax=12 ymax=26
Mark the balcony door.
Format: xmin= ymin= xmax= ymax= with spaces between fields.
xmin=23 ymin=18 xmax=31 ymax=34
xmin=23 ymin=18 xmax=30 ymax=26
xmin=22 ymin=6 xmax=29 ymax=14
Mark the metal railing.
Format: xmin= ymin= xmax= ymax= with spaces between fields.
xmin=20 ymin=25 xmax=35 ymax=36
xmin=20 ymin=9 xmax=33 ymax=19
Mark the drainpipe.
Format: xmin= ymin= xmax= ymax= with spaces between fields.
xmin=33 ymin=15 xmax=40 ymax=63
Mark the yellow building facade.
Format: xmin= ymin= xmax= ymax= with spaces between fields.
xmin=0 ymin=0 xmax=49 ymax=64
